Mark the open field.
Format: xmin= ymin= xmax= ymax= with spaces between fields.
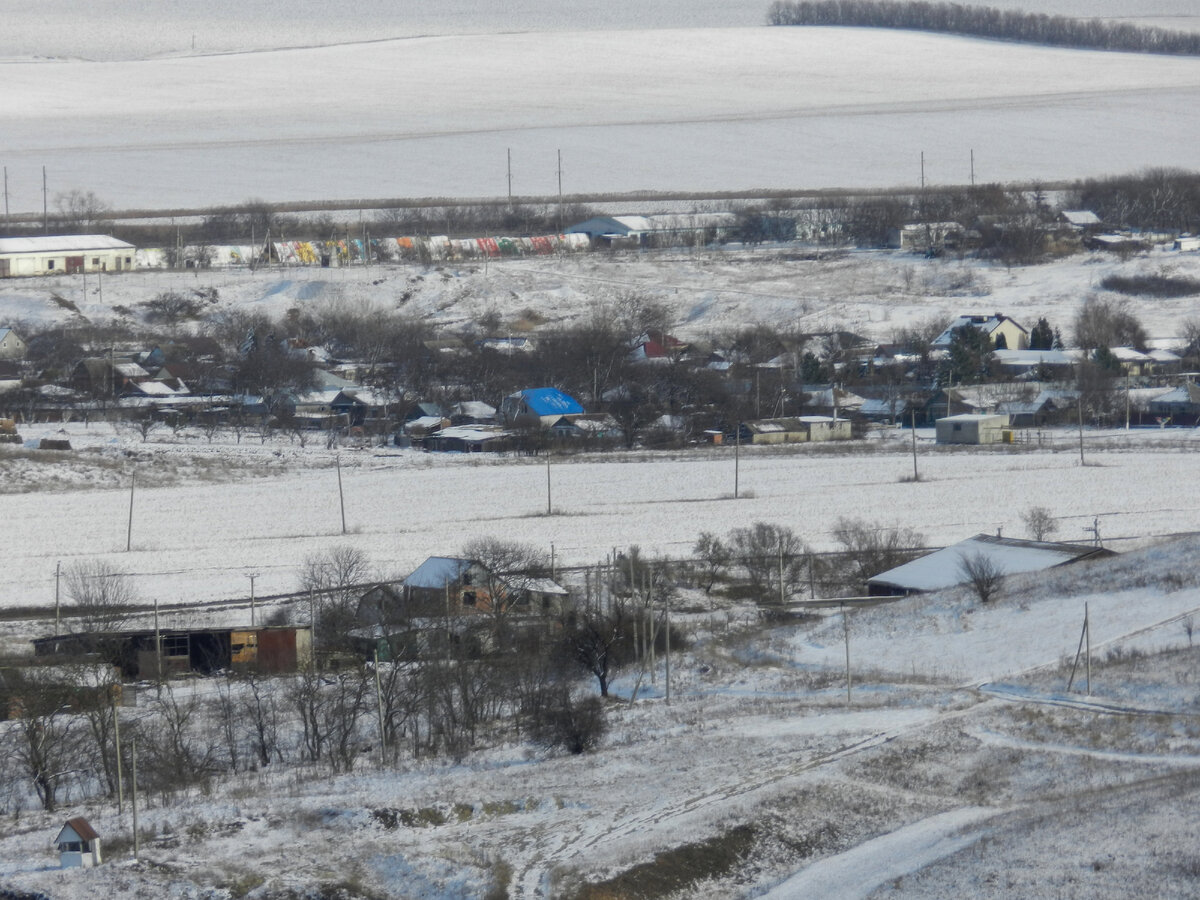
xmin=5 ymin=24 xmax=1200 ymax=209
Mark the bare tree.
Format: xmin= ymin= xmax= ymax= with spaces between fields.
xmin=460 ymin=536 xmax=550 ymax=642
xmin=832 ymin=518 xmax=926 ymax=595
xmin=960 ymin=551 xmax=1004 ymax=604
xmin=8 ymin=675 xmax=82 ymax=811
xmin=728 ymin=522 xmax=809 ymax=601
xmin=54 ymin=189 xmax=113 ymax=233
xmin=1021 ymin=506 xmax=1058 ymax=541
xmin=693 ymin=532 xmax=731 ymax=594
xmin=300 ymin=546 xmax=373 ymax=651
xmin=64 ymin=560 xmax=136 ymax=637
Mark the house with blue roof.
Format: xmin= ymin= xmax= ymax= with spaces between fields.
xmin=500 ymin=387 xmax=584 ymax=427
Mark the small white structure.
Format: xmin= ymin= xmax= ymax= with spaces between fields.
xmin=55 ymin=817 xmax=102 ymax=868
xmin=935 ymin=413 xmax=1011 ymax=445
xmin=0 ymin=235 xmax=136 ymax=277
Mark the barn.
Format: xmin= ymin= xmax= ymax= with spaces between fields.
xmin=0 ymin=235 xmax=136 ymax=277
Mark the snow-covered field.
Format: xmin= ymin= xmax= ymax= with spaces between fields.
xmin=4 ymin=242 xmax=1200 ymax=345
xmin=5 ymin=18 xmax=1200 ymax=208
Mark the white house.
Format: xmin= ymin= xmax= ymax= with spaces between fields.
xmin=55 ymin=817 xmax=102 ymax=868
xmin=0 ymin=327 xmax=27 ymax=360
xmin=0 ymin=235 xmax=136 ymax=277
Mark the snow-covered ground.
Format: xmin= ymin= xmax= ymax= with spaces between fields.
xmin=3 ymin=244 xmax=1199 ymax=346
xmin=4 ymin=23 xmax=1200 ymax=208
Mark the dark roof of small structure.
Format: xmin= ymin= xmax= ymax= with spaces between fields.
xmin=57 ymin=817 xmax=99 ymax=842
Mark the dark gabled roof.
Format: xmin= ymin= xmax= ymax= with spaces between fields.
xmin=57 ymin=817 xmax=99 ymax=843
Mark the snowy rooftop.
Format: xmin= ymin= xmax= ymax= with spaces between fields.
xmin=0 ymin=235 xmax=135 ymax=254
xmin=868 ymin=533 xmax=1110 ymax=594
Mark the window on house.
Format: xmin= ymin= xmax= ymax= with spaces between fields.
xmin=46 ymin=260 xmax=55 ymax=269
xmin=953 ymin=423 xmax=962 ymax=431
xmin=462 ymin=572 xmax=472 ymax=586
xmin=162 ymin=635 xmax=189 ymax=656
xmin=92 ymin=258 xmax=100 ymax=265
xmin=125 ymin=257 xmax=131 ymax=264
xmin=462 ymin=591 xmax=476 ymax=606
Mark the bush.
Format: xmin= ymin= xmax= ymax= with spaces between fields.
xmin=1100 ymin=274 xmax=1200 ymax=298
xmin=532 ymin=691 xmax=607 ymax=755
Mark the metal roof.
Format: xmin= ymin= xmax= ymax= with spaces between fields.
xmin=514 ymin=388 xmax=583 ymax=416
xmin=405 ymin=556 xmax=473 ymax=589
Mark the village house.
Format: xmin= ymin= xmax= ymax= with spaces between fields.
xmin=933 ymin=314 xmax=1030 ymax=352
xmin=500 ymin=387 xmax=584 ymax=428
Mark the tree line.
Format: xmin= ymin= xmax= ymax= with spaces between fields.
xmin=767 ymin=1 xmax=1200 ymax=56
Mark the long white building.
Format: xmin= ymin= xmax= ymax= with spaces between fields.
xmin=0 ymin=234 xmax=136 ymax=277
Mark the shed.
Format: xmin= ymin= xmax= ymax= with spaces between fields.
xmin=868 ymin=534 xmax=1114 ymax=597
xmin=55 ymin=817 xmax=101 ymax=868
xmin=0 ymin=235 xmax=136 ymax=277
xmin=935 ymin=413 xmax=1011 ymax=444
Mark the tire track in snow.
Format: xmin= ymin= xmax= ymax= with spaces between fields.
xmin=509 ymin=701 xmax=988 ymax=898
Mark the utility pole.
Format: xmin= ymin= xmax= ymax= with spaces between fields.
xmin=126 ymin=471 xmax=135 ymax=552
xmin=842 ymin=602 xmax=852 ymax=704
xmin=247 ymin=573 xmax=258 ymax=627
xmin=734 ymin=426 xmax=740 ymax=499
xmin=1077 ymin=395 xmax=1085 ymax=466
xmin=506 ymin=148 xmax=513 ymax=209
xmin=131 ymin=740 xmax=139 ymax=858
xmin=153 ymin=596 xmax=162 ymax=685
xmin=336 ymin=455 xmax=346 ymax=535
xmin=3 ymin=165 xmax=8 ymax=229
xmin=54 ymin=561 xmax=61 ymax=635
xmin=545 ymin=453 xmax=552 ymax=515
xmin=373 ymin=647 xmax=387 ymax=766
xmin=664 ymin=602 xmax=671 ymax=705
xmin=970 ymin=148 xmax=975 ymax=188
xmin=112 ymin=690 xmax=124 ymax=814
xmin=910 ymin=410 xmax=919 ymax=481
xmin=556 ymin=149 xmax=563 ymax=234
xmin=42 ymin=166 xmax=48 ymax=233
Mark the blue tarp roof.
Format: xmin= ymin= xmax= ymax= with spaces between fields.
xmin=405 ymin=557 xmax=472 ymax=589
xmin=517 ymin=388 xmax=583 ymax=416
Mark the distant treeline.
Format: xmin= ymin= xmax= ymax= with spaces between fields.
xmin=767 ymin=0 xmax=1200 ymax=56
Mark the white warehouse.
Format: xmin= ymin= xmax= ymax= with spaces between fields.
xmin=0 ymin=235 xmax=136 ymax=277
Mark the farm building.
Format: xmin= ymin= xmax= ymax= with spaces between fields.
xmin=886 ymin=222 xmax=964 ymax=253
xmin=932 ymin=314 xmax=1029 ymax=352
xmin=32 ymin=625 xmax=312 ymax=679
xmin=566 ymin=213 xmax=736 ymax=248
xmin=867 ymin=534 xmax=1114 ymax=597
xmin=0 ymin=235 xmax=135 ymax=277
xmin=935 ymin=413 xmax=1011 ymax=444
xmin=732 ymin=416 xmax=852 ymax=444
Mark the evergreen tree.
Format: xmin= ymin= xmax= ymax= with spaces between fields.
xmin=1029 ymin=317 xmax=1055 ymax=351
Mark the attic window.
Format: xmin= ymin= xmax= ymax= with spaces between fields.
xmin=462 ymin=591 xmax=477 ymax=606
xmin=462 ymin=572 xmax=472 ymax=586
